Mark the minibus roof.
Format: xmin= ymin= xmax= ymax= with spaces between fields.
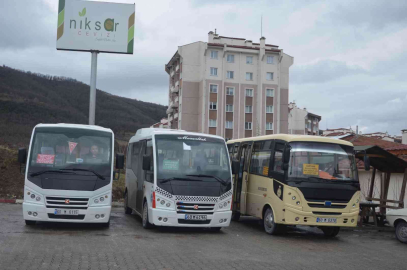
xmin=227 ymin=134 xmax=354 ymax=147
xmin=129 ymin=128 xmax=225 ymax=143
xmin=34 ymin=123 xmax=113 ymax=133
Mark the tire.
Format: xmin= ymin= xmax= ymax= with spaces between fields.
xmin=101 ymin=220 xmax=110 ymax=228
xmin=142 ymin=201 xmax=153 ymax=229
xmin=25 ymin=220 xmax=36 ymax=226
xmin=124 ymin=191 xmax=132 ymax=215
xmin=263 ymin=207 xmax=278 ymax=235
xmin=231 ymin=211 xmax=241 ymax=222
xmin=210 ymin=227 xmax=222 ymax=232
xmin=395 ymin=221 xmax=407 ymax=244
xmin=321 ymin=226 xmax=340 ymax=237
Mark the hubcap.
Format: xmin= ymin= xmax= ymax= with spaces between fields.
xmin=265 ymin=212 xmax=274 ymax=228
xmin=400 ymin=226 xmax=407 ymax=238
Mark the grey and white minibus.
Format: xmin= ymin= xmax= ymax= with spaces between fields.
xmin=18 ymin=124 xmax=124 ymax=226
xmin=124 ymin=128 xmax=234 ymax=230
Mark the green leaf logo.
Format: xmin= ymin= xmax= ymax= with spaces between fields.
xmin=79 ymin=7 xmax=86 ymax=17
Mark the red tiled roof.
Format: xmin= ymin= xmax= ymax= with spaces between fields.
xmin=341 ymin=135 xmax=407 ymax=151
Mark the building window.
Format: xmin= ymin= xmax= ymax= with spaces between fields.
xmin=266 ymin=89 xmax=274 ymax=97
xmin=266 ymin=122 xmax=273 ymax=130
xmin=226 ymin=121 xmax=233 ymax=129
xmin=245 ymin=105 xmax=253 ymax=113
xmin=226 ymin=104 xmax=233 ymax=112
xmin=227 ymin=71 xmax=234 ymax=79
xmin=209 ymin=102 xmax=217 ymax=110
xmin=246 ymin=56 xmax=253 ymax=64
xmin=245 ymin=89 xmax=253 ymax=97
xmin=245 ymin=122 xmax=252 ymax=130
xmin=266 ymin=105 xmax=273 ymax=113
xmin=210 ymin=51 xmax=218 ymax=59
xmin=267 ymin=56 xmax=274 ymax=64
xmin=246 ymin=72 xmax=253 ymax=81
xmin=210 ymin=67 xmax=218 ymax=76
xmin=266 ymin=72 xmax=274 ymax=81
xmin=227 ymin=54 xmax=234 ymax=63
xmin=210 ymin=84 xmax=218 ymax=93
xmin=226 ymin=87 xmax=234 ymax=95
xmin=209 ymin=119 xmax=217 ymax=127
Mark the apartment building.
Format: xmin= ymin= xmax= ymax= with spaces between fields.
xmin=288 ymin=102 xmax=321 ymax=135
xmin=164 ymin=31 xmax=294 ymax=140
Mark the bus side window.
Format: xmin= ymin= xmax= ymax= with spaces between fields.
xmin=272 ymin=143 xmax=285 ymax=174
xmin=250 ymin=140 xmax=272 ymax=176
xmin=126 ymin=143 xmax=132 ymax=169
xmin=145 ymin=140 xmax=154 ymax=183
xmin=131 ymin=142 xmax=140 ymax=173
xmin=233 ymin=143 xmax=240 ymax=160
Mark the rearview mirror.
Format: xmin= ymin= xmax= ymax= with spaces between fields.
xmin=231 ymin=160 xmax=240 ymax=175
xmin=116 ymin=153 xmax=124 ymax=169
xmin=18 ymin=148 xmax=27 ymax=164
xmin=364 ymin=155 xmax=370 ymax=171
xmin=143 ymin=155 xmax=151 ymax=171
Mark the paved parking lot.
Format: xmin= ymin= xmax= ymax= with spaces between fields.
xmin=0 ymin=204 xmax=405 ymax=270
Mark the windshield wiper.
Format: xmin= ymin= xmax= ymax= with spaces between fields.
xmin=186 ymin=174 xmax=228 ymax=186
xmin=30 ymin=169 xmax=76 ymax=177
xmin=60 ymin=168 xmax=105 ymax=180
xmin=159 ymin=177 xmax=203 ymax=184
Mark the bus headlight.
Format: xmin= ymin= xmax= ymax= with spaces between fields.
xmin=292 ymin=196 xmax=296 ymax=200
xmin=160 ymin=200 xmax=166 ymax=205
xmin=25 ymin=187 xmax=44 ymax=204
xmin=218 ymin=199 xmax=231 ymax=211
xmin=90 ymin=192 xmax=110 ymax=206
xmin=155 ymin=195 xmax=174 ymax=209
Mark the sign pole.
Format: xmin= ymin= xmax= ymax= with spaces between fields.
xmin=89 ymin=51 xmax=98 ymax=125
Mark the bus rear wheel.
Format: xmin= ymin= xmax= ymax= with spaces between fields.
xmin=124 ymin=192 xmax=132 ymax=215
xmin=142 ymin=201 xmax=153 ymax=229
xmin=25 ymin=220 xmax=36 ymax=226
xmin=231 ymin=211 xmax=241 ymax=222
xmin=320 ymin=226 xmax=340 ymax=237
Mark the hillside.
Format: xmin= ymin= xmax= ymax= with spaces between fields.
xmin=0 ymin=65 xmax=167 ymax=147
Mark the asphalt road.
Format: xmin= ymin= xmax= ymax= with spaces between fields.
xmin=0 ymin=204 xmax=405 ymax=270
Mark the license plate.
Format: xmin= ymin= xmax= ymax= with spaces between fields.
xmin=54 ymin=209 xmax=79 ymax=215
xmin=185 ymin=214 xmax=207 ymax=220
xmin=316 ymin=217 xmax=337 ymax=223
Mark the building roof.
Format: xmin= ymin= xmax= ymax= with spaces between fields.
xmin=207 ymin=43 xmax=281 ymax=52
xmin=354 ymin=145 xmax=407 ymax=173
xmin=341 ymin=135 xmax=407 ymax=151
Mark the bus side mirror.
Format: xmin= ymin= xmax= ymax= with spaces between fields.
xmin=116 ymin=154 xmax=124 ymax=169
xmin=231 ymin=160 xmax=239 ymax=175
xmin=18 ymin=148 xmax=27 ymax=164
xmin=364 ymin=155 xmax=370 ymax=171
xmin=143 ymin=155 xmax=151 ymax=171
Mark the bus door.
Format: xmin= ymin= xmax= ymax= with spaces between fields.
xmin=135 ymin=140 xmax=146 ymax=213
xmin=236 ymin=142 xmax=252 ymax=215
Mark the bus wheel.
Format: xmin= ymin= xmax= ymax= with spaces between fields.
xmin=142 ymin=201 xmax=153 ymax=229
xmin=25 ymin=220 xmax=36 ymax=226
xmin=231 ymin=211 xmax=241 ymax=222
xmin=263 ymin=208 xmax=278 ymax=235
xmin=395 ymin=221 xmax=407 ymax=244
xmin=321 ymin=226 xmax=340 ymax=237
xmin=124 ymin=192 xmax=132 ymax=215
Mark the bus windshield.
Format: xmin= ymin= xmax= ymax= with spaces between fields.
xmin=155 ymin=135 xmax=231 ymax=185
xmin=287 ymin=142 xmax=358 ymax=182
xmin=28 ymin=127 xmax=112 ymax=177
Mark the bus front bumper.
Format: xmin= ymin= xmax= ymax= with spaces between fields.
xmin=284 ymin=206 xmax=359 ymax=227
xmin=151 ymin=208 xmax=232 ymax=227
xmin=23 ymin=202 xmax=111 ymax=223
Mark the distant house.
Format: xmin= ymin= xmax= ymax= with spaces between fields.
xmin=288 ymin=102 xmax=321 ymax=136
xmin=151 ymin=118 xmax=169 ymax=129
xmin=322 ymin=127 xmax=354 ymax=137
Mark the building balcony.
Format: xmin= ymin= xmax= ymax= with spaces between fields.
xmin=166 ymin=107 xmax=173 ymax=114
xmin=170 ymin=101 xmax=179 ymax=108
xmin=170 ymin=70 xmax=175 ymax=77
xmin=174 ymin=96 xmax=179 ymax=103
xmin=168 ymin=115 xmax=173 ymax=121
xmin=174 ymin=113 xmax=179 ymax=119
xmin=175 ymin=80 xmax=179 ymax=88
xmin=171 ymin=85 xmax=179 ymax=93
xmin=176 ymin=64 xmax=179 ymax=72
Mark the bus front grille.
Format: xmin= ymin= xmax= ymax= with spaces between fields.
xmin=312 ymin=212 xmax=342 ymax=216
xmin=46 ymin=197 xmax=89 ymax=208
xmin=176 ymin=202 xmax=215 ymax=214
xmin=307 ymin=203 xmax=347 ymax=209
xmin=48 ymin=214 xmax=85 ymax=220
xmin=178 ymin=219 xmax=211 ymax=225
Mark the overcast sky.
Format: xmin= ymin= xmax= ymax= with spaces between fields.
xmin=2 ymin=0 xmax=407 ymax=136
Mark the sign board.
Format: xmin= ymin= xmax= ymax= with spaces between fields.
xmin=57 ymin=0 xmax=135 ymax=54
xmin=303 ymin=164 xmax=319 ymax=176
